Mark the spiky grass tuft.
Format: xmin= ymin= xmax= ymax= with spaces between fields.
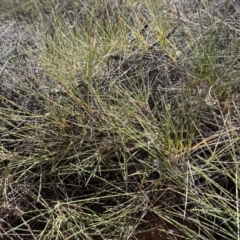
xmin=0 ymin=0 xmax=240 ymax=239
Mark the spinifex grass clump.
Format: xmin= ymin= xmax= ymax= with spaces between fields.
xmin=0 ymin=0 xmax=240 ymax=239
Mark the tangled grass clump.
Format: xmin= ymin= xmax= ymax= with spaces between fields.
xmin=0 ymin=0 xmax=240 ymax=239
